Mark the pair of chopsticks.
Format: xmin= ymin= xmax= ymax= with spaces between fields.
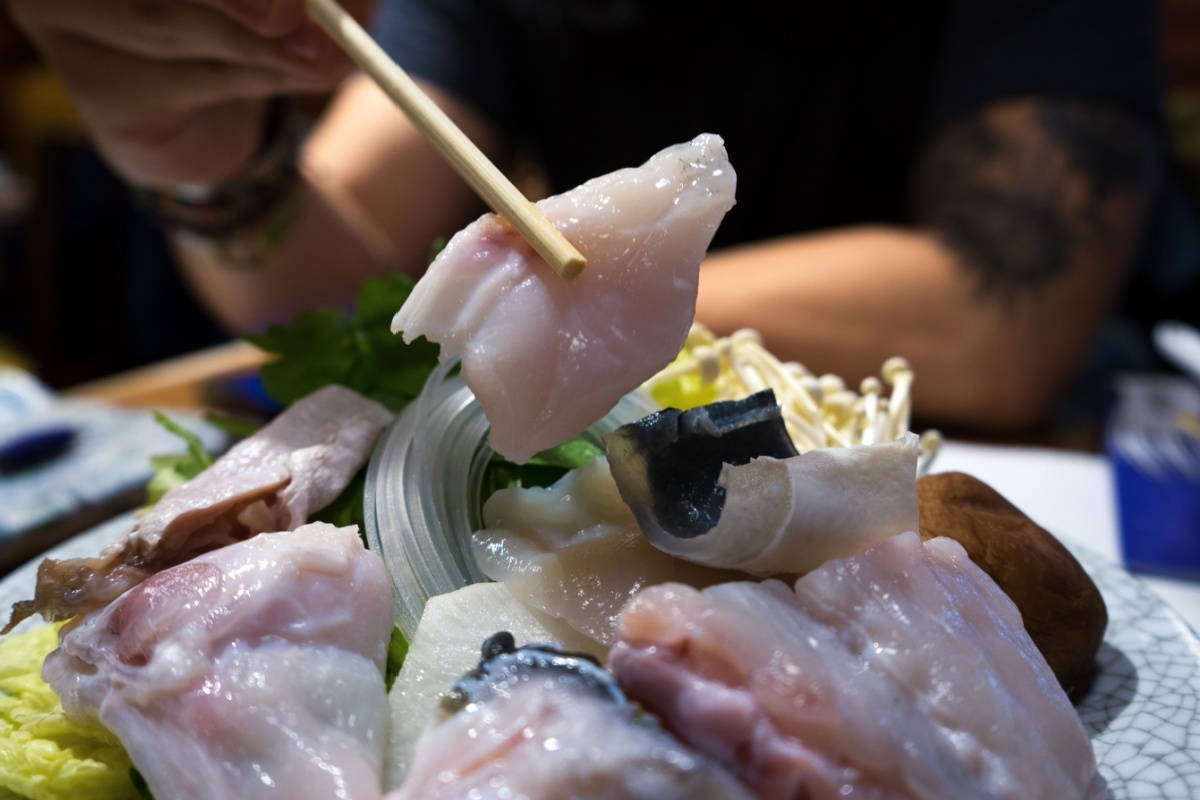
xmin=304 ymin=0 xmax=585 ymax=279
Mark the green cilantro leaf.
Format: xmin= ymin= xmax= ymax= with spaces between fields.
xmin=480 ymin=437 xmax=604 ymax=503
xmin=145 ymin=412 xmax=214 ymax=506
xmin=246 ymin=272 xmax=440 ymax=413
xmin=524 ymin=437 xmax=605 ymax=470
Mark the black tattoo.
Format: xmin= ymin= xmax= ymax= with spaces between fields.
xmin=912 ymin=101 xmax=1153 ymax=304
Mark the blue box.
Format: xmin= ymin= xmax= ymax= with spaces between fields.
xmin=1107 ymin=374 xmax=1200 ymax=581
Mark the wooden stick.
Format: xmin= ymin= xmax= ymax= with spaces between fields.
xmin=305 ymin=0 xmax=586 ymax=279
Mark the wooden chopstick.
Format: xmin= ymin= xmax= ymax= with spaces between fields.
xmin=304 ymin=0 xmax=587 ymax=280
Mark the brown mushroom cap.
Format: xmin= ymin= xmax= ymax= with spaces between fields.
xmin=916 ymin=471 xmax=1107 ymax=701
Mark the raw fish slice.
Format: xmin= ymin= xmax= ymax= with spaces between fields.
xmin=387 ymin=633 xmax=754 ymax=800
xmin=473 ymin=456 xmax=743 ymax=645
xmin=4 ymin=385 xmax=392 ymax=631
xmin=385 ymin=582 xmax=608 ymax=789
xmin=610 ymin=532 xmax=1105 ymax=800
xmin=392 ymin=134 xmax=736 ymax=463
xmin=43 ymin=522 xmax=394 ymax=800
xmin=607 ymin=422 xmax=920 ymax=574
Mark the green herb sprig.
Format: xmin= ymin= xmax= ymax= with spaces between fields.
xmin=245 ymin=271 xmax=440 ymax=413
xmin=482 ymin=438 xmax=604 ymax=505
xmin=145 ymin=412 xmax=215 ymax=506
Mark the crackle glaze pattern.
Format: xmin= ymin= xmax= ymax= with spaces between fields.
xmin=1072 ymin=546 xmax=1200 ymax=799
xmin=2 ymin=518 xmax=1198 ymax=799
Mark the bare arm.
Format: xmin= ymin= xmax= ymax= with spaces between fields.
xmin=8 ymin=0 xmax=500 ymax=333
xmin=175 ymin=75 xmax=501 ymax=331
xmin=696 ymin=98 xmax=1159 ymax=430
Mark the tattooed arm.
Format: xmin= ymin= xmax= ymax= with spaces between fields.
xmin=695 ymin=97 xmax=1159 ymax=430
xmin=914 ymin=101 xmax=1156 ymax=306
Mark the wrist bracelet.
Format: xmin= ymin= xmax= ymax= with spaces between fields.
xmin=131 ymin=97 xmax=302 ymax=269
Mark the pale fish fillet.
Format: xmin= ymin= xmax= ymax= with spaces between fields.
xmin=610 ymin=532 xmax=1106 ymax=800
xmin=387 ymin=633 xmax=755 ymax=800
xmin=3 ymin=385 xmax=392 ymax=632
xmin=43 ymin=522 xmax=394 ymax=800
xmin=473 ymin=456 xmax=743 ymax=646
xmin=384 ymin=581 xmax=608 ymax=789
xmin=392 ymin=134 xmax=736 ymax=463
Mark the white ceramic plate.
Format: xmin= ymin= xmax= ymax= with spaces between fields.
xmin=1070 ymin=547 xmax=1200 ymax=797
xmin=2 ymin=514 xmax=1198 ymax=798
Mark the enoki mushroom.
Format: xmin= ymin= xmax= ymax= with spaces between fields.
xmin=643 ymin=324 xmax=942 ymax=470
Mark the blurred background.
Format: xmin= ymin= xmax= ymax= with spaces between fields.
xmin=0 ymin=0 xmax=376 ymax=390
xmin=0 ymin=0 xmax=1197 ymax=394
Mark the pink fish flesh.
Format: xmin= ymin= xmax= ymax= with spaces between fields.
xmin=392 ymin=134 xmax=736 ymax=463
xmin=4 ymin=384 xmax=392 ymax=631
xmin=609 ymin=532 xmax=1106 ymax=800
xmin=43 ymin=522 xmax=394 ymax=800
xmin=386 ymin=632 xmax=755 ymax=800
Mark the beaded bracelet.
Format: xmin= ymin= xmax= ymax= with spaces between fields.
xmin=131 ymin=97 xmax=302 ymax=269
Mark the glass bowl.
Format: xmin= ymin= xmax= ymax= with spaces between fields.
xmin=364 ymin=361 xmax=659 ymax=639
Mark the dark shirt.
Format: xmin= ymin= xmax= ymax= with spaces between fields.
xmin=372 ymin=0 xmax=1164 ymax=252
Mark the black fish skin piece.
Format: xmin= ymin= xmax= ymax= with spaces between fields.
xmin=441 ymin=632 xmax=625 ymax=715
xmin=604 ymin=390 xmax=798 ymax=539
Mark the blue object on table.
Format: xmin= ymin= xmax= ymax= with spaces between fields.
xmin=0 ymin=424 xmax=77 ymax=473
xmin=0 ymin=367 xmax=229 ymax=551
xmin=206 ymin=372 xmax=284 ymax=418
xmin=1107 ymin=373 xmax=1200 ymax=581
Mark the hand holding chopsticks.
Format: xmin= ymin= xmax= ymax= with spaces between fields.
xmin=304 ymin=0 xmax=586 ymax=279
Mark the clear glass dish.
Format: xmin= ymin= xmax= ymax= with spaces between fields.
xmin=364 ymin=361 xmax=658 ymax=639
